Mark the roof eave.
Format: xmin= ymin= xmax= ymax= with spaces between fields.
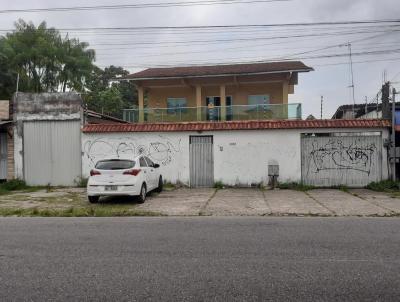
xmin=121 ymin=68 xmax=314 ymax=82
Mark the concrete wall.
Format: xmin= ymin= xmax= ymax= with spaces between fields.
xmin=81 ymin=128 xmax=389 ymax=187
xmin=13 ymin=93 xmax=82 ymax=180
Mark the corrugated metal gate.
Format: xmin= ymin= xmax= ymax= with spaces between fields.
xmin=301 ymin=135 xmax=382 ymax=187
xmin=0 ymin=133 xmax=7 ymax=179
xmin=23 ymin=120 xmax=82 ymax=186
xmin=190 ymin=136 xmax=214 ymax=187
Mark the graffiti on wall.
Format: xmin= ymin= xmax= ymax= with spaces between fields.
xmin=83 ymin=135 xmax=181 ymax=166
xmin=307 ymin=139 xmax=376 ymax=175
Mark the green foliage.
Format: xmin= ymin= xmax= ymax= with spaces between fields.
xmin=277 ymin=182 xmax=315 ymax=191
xmin=84 ymin=65 xmax=137 ymax=118
xmin=0 ymin=179 xmax=28 ymax=191
xmin=74 ymin=177 xmax=88 ymax=188
xmin=366 ymin=180 xmax=400 ymax=192
xmin=214 ymin=181 xmax=224 ymax=189
xmin=0 ymin=19 xmax=95 ymax=98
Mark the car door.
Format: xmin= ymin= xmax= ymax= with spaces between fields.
xmin=144 ymin=156 xmax=158 ymax=190
xmin=139 ymin=157 xmax=151 ymax=188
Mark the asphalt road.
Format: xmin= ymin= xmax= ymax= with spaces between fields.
xmin=0 ymin=217 xmax=400 ymax=301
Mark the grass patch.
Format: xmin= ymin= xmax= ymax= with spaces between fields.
xmin=0 ymin=179 xmax=43 ymax=195
xmin=366 ymin=180 xmax=400 ymax=192
xmin=214 ymin=181 xmax=224 ymax=189
xmin=331 ymin=185 xmax=350 ymax=193
xmin=0 ymin=206 xmax=163 ymax=217
xmin=74 ymin=177 xmax=88 ymax=188
xmin=277 ymin=182 xmax=315 ymax=191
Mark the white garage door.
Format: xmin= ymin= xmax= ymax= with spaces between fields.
xmin=23 ymin=120 xmax=82 ymax=186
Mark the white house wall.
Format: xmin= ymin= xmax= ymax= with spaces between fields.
xmin=81 ymin=128 xmax=389 ymax=187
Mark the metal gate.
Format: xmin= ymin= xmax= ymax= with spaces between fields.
xmin=0 ymin=133 xmax=7 ymax=179
xmin=23 ymin=120 xmax=82 ymax=186
xmin=301 ymin=134 xmax=382 ymax=187
xmin=189 ymin=136 xmax=214 ymax=187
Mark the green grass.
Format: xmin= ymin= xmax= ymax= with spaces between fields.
xmin=74 ymin=177 xmax=88 ymax=188
xmin=214 ymin=181 xmax=224 ymax=189
xmin=0 ymin=206 xmax=163 ymax=217
xmin=366 ymin=180 xmax=400 ymax=192
xmin=0 ymin=179 xmax=43 ymax=195
xmin=277 ymin=182 xmax=315 ymax=191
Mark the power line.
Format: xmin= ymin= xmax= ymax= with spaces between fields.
xmin=0 ymin=0 xmax=290 ymax=14
xmin=1 ymin=19 xmax=399 ymax=31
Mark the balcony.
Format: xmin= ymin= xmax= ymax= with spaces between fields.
xmin=122 ymin=103 xmax=302 ymax=123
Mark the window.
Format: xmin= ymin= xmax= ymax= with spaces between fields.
xmin=144 ymin=157 xmax=155 ymax=167
xmin=95 ymin=160 xmax=135 ymax=170
xmin=248 ymin=95 xmax=270 ymax=111
xmin=167 ymin=98 xmax=187 ymax=114
xmin=139 ymin=157 xmax=148 ymax=167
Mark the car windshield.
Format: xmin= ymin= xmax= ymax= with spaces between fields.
xmin=95 ymin=160 xmax=135 ymax=170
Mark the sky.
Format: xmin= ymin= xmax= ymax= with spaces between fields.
xmin=0 ymin=0 xmax=399 ymax=118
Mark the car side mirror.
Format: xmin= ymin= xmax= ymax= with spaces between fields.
xmin=153 ymin=164 xmax=160 ymax=168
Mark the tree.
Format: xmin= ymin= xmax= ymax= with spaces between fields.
xmin=97 ymin=86 xmax=123 ymax=116
xmin=0 ymin=19 xmax=95 ymax=97
xmin=85 ymin=65 xmax=137 ymax=118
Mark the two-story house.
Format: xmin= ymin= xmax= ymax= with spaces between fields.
xmin=123 ymin=61 xmax=313 ymax=123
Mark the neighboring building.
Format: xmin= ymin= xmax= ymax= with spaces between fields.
xmin=332 ymin=103 xmax=382 ymax=119
xmin=84 ymin=109 xmax=129 ymax=124
xmin=0 ymin=100 xmax=14 ymax=181
xmin=123 ymin=61 xmax=313 ymax=123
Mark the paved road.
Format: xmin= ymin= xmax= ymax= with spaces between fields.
xmin=1 ymin=217 xmax=400 ymax=301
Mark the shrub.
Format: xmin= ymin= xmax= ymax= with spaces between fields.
xmin=366 ymin=180 xmax=400 ymax=192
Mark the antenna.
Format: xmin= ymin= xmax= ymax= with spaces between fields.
xmin=320 ymin=96 xmax=323 ymax=119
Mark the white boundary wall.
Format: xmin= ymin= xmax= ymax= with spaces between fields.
xmin=81 ymin=128 xmax=389 ymax=187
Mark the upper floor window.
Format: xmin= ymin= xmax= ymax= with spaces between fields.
xmin=167 ymin=97 xmax=187 ymax=114
xmin=248 ymin=95 xmax=270 ymax=111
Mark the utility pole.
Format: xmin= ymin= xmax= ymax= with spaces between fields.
xmin=365 ymin=96 xmax=368 ymax=117
xmin=391 ymin=87 xmax=397 ymax=181
xmin=347 ymin=43 xmax=356 ymax=118
xmin=320 ymin=96 xmax=323 ymax=119
xmin=382 ymin=82 xmax=391 ymax=119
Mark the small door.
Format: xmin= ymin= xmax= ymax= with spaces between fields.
xmin=190 ymin=136 xmax=214 ymax=187
xmin=206 ymin=96 xmax=232 ymax=121
xmin=0 ymin=133 xmax=7 ymax=180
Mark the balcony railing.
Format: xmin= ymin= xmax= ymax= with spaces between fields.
xmin=123 ymin=103 xmax=302 ymax=123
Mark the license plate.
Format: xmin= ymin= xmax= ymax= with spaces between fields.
xmin=105 ymin=185 xmax=118 ymax=191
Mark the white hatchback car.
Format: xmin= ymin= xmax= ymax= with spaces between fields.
xmin=87 ymin=156 xmax=163 ymax=203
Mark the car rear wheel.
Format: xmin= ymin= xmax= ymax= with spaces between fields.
xmin=88 ymin=196 xmax=99 ymax=203
xmin=156 ymin=176 xmax=163 ymax=193
xmin=138 ymin=184 xmax=146 ymax=203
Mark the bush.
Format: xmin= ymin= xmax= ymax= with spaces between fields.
xmin=366 ymin=180 xmax=400 ymax=192
xmin=74 ymin=177 xmax=88 ymax=188
xmin=214 ymin=181 xmax=224 ymax=189
xmin=0 ymin=179 xmax=28 ymax=191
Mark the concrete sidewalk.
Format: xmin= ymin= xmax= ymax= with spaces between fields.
xmin=136 ymin=187 xmax=400 ymax=217
xmin=1 ymin=186 xmax=400 ymax=217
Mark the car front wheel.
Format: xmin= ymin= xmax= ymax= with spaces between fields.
xmin=138 ymin=184 xmax=146 ymax=203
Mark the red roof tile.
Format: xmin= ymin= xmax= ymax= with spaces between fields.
xmin=82 ymin=119 xmax=390 ymax=133
xmin=126 ymin=61 xmax=313 ymax=80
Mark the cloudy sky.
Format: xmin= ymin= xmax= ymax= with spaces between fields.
xmin=1 ymin=0 xmax=400 ymax=118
